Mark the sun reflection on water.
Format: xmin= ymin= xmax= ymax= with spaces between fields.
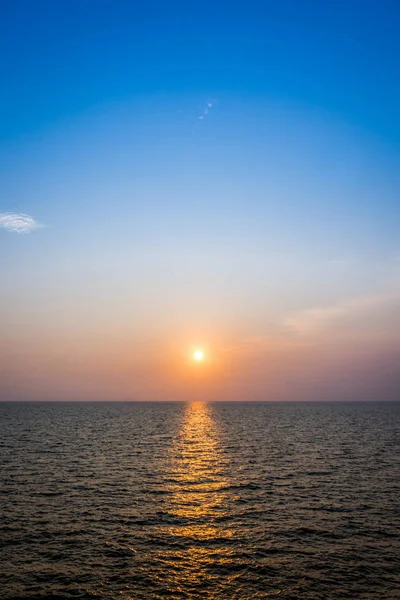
xmin=153 ymin=402 xmax=239 ymax=596
xmin=166 ymin=402 xmax=230 ymax=537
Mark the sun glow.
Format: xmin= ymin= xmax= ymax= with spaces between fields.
xmin=193 ymin=350 xmax=204 ymax=362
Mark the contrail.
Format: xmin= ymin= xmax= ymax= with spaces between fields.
xmin=193 ymin=99 xmax=216 ymax=133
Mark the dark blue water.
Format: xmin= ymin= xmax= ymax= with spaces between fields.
xmin=1 ymin=401 xmax=399 ymax=599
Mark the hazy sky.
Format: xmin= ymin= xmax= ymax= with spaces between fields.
xmin=1 ymin=0 xmax=399 ymax=401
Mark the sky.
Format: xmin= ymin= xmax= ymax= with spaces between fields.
xmin=1 ymin=0 xmax=399 ymax=401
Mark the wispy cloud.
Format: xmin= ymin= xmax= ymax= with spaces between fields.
xmin=193 ymin=99 xmax=216 ymax=132
xmin=328 ymin=258 xmax=354 ymax=266
xmin=283 ymin=288 xmax=400 ymax=336
xmin=0 ymin=212 xmax=43 ymax=234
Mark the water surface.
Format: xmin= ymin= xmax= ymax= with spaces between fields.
xmin=1 ymin=401 xmax=399 ymax=599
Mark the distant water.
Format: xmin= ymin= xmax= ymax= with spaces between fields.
xmin=1 ymin=402 xmax=399 ymax=600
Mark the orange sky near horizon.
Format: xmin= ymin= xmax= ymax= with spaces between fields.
xmin=2 ymin=290 xmax=399 ymax=401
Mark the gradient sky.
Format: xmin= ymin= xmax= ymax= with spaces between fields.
xmin=1 ymin=0 xmax=399 ymax=401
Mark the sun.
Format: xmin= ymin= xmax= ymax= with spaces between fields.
xmin=193 ymin=350 xmax=204 ymax=362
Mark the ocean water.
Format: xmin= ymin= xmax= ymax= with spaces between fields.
xmin=1 ymin=401 xmax=399 ymax=600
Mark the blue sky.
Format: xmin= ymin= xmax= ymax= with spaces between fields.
xmin=1 ymin=1 xmax=399 ymax=141
xmin=1 ymin=0 xmax=399 ymax=401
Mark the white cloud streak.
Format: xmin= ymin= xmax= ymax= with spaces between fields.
xmin=0 ymin=212 xmax=43 ymax=234
xmin=193 ymin=99 xmax=216 ymax=132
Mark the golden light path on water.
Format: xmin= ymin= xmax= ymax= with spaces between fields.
xmin=154 ymin=402 xmax=244 ymax=598
xmin=168 ymin=402 xmax=230 ymax=532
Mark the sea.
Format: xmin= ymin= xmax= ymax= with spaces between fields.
xmin=1 ymin=401 xmax=399 ymax=599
